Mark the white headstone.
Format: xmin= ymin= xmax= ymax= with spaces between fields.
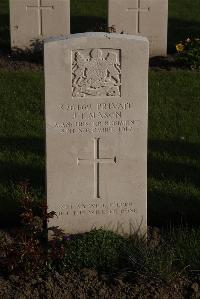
xmin=10 ymin=0 xmax=70 ymax=50
xmin=108 ymin=0 xmax=168 ymax=57
xmin=45 ymin=33 xmax=148 ymax=236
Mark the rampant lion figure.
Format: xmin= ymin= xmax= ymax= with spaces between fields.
xmin=72 ymin=49 xmax=121 ymax=97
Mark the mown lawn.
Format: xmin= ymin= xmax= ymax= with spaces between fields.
xmin=148 ymin=71 xmax=200 ymax=227
xmin=0 ymin=70 xmax=199 ymax=228
xmin=0 ymin=71 xmax=45 ymax=225
xmin=0 ymin=0 xmax=200 ymax=52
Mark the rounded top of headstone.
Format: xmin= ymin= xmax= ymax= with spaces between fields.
xmin=44 ymin=32 xmax=149 ymax=45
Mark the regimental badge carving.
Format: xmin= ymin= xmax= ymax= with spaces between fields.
xmin=72 ymin=49 xmax=121 ymax=98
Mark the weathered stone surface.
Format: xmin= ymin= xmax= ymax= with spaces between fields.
xmin=45 ymin=33 xmax=148 ymax=236
xmin=108 ymin=0 xmax=168 ymax=57
xmin=10 ymin=0 xmax=70 ymax=50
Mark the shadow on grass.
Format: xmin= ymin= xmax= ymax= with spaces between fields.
xmin=71 ymin=16 xmax=107 ymax=34
xmin=0 ymin=161 xmax=44 ymax=185
xmin=0 ymin=14 xmax=10 ymax=53
xmin=0 ymin=136 xmax=45 ymax=185
xmin=148 ymin=139 xmax=200 ymax=228
xmin=149 ymin=140 xmax=200 ymax=187
xmin=168 ymin=18 xmax=200 ymax=53
xmin=148 ymin=189 xmax=200 ymax=228
xmin=0 ymin=136 xmax=45 ymax=227
xmin=1 ymin=136 xmax=200 ymax=229
xmin=0 ymin=136 xmax=44 ymax=155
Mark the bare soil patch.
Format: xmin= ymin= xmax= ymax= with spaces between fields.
xmin=0 ymin=270 xmax=198 ymax=299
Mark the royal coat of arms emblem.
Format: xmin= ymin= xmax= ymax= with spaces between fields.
xmin=72 ymin=49 xmax=121 ymax=98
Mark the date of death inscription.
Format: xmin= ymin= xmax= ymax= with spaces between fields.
xmin=57 ymin=202 xmax=137 ymax=217
xmin=53 ymin=101 xmax=140 ymax=135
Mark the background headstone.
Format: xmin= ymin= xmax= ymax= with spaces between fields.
xmin=108 ymin=0 xmax=168 ymax=57
xmin=10 ymin=0 xmax=70 ymax=50
xmin=45 ymin=33 xmax=148 ymax=236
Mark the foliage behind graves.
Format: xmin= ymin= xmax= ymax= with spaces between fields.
xmin=176 ymin=38 xmax=200 ymax=70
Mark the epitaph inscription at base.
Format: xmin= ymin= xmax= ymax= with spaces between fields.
xmin=45 ymin=33 xmax=148 ymax=236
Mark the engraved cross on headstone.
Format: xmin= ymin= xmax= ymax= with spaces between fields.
xmin=26 ymin=0 xmax=54 ymax=36
xmin=126 ymin=0 xmax=150 ymax=34
xmin=77 ymin=138 xmax=117 ymax=199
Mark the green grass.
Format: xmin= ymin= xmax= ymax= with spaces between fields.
xmin=148 ymin=70 xmax=200 ymax=227
xmin=0 ymin=70 xmax=200 ymax=228
xmin=49 ymin=227 xmax=200 ymax=281
xmin=71 ymin=0 xmax=107 ymax=33
xmin=0 ymin=0 xmax=199 ymax=52
xmin=0 ymin=71 xmax=45 ymax=225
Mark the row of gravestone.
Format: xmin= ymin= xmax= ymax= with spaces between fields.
xmin=10 ymin=0 xmax=168 ymax=57
xmin=10 ymin=1 xmax=155 ymax=236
